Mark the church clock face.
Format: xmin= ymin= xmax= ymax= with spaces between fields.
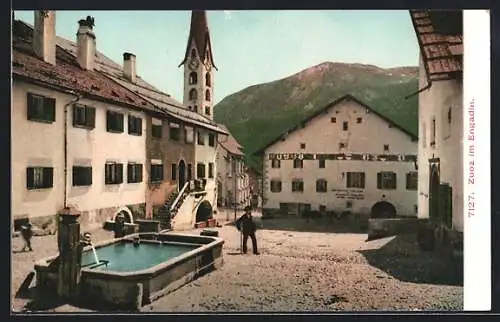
xmin=188 ymin=59 xmax=199 ymax=70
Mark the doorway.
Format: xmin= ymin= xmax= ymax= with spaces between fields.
xmin=178 ymin=160 xmax=186 ymax=191
xmin=428 ymin=159 xmax=440 ymax=223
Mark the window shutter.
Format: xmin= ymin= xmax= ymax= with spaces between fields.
xmin=361 ymin=173 xmax=365 ymax=189
xmin=44 ymin=167 xmax=54 ymax=188
xmin=105 ymin=164 xmax=111 ymax=184
xmin=406 ymin=173 xmax=410 ymax=190
xmin=128 ymin=116 xmax=134 ymax=134
xmin=87 ymin=167 xmax=92 ymax=185
xmin=392 ymin=173 xmax=397 ymax=189
xmin=26 ymin=167 xmax=34 ymax=189
xmin=72 ymin=167 xmax=78 ymax=186
xmin=377 ymin=173 xmax=382 ymax=189
xmin=88 ymin=107 xmax=96 ymax=129
xmin=127 ymin=164 xmax=133 ymax=183
xmin=117 ymin=164 xmax=123 ymax=183
xmin=138 ymin=164 xmax=143 ymax=182
xmin=137 ymin=118 xmax=142 ymax=135
xmin=72 ymin=105 xmax=79 ymax=126
xmin=346 ymin=172 xmax=351 ymax=188
xmin=118 ymin=114 xmax=124 ymax=132
xmin=27 ymin=93 xmax=35 ymax=120
xmin=106 ymin=111 xmax=112 ymax=131
xmin=45 ymin=97 xmax=56 ymax=122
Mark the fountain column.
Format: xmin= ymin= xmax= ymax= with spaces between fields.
xmin=57 ymin=209 xmax=82 ymax=299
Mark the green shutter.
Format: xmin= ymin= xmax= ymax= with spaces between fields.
xmin=138 ymin=118 xmax=142 ymax=135
xmin=377 ymin=172 xmax=382 ymax=189
xmin=138 ymin=164 xmax=143 ymax=182
xmin=346 ymin=172 xmax=351 ymax=188
xmin=27 ymin=93 xmax=35 ymax=120
xmin=44 ymin=167 xmax=54 ymax=188
xmin=87 ymin=167 xmax=93 ymax=185
xmin=106 ymin=111 xmax=112 ymax=131
xmin=361 ymin=173 xmax=366 ymax=188
xmin=72 ymin=105 xmax=79 ymax=126
xmin=117 ymin=164 xmax=123 ymax=184
xmin=118 ymin=114 xmax=124 ymax=132
xmin=26 ymin=167 xmax=34 ymax=189
xmin=45 ymin=97 xmax=56 ymax=122
xmin=392 ymin=173 xmax=397 ymax=189
xmin=87 ymin=107 xmax=96 ymax=129
xmin=72 ymin=167 xmax=78 ymax=186
xmin=127 ymin=164 xmax=133 ymax=183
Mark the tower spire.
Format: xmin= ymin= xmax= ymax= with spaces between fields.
xmin=179 ymin=10 xmax=216 ymax=69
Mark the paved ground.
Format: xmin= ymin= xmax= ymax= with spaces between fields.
xmin=11 ymin=210 xmax=463 ymax=313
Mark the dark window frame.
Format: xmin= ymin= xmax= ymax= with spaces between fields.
xmin=26 ymin=93 xmax=56 ymax=123
xmin=208 ymin=163 xmax=214 ymax=178
xmin=189 ymin=72 xmax=198 ymax=85
xmin=205 ymin=89 xmax=211 ymax=101
xmin=72 ymin=166 xmax=92 ymax=186
xmin=104 ymin=162 xmax=123 ymax=185
xmin=291 ymin=179 xmax=304 ymax=192
xmin=169 ymin=125 xmax=181 ymax=141
xmin=106 ymin=110 xmax=124 ymax=133
xmin=197 ymin=163 xmax=206 ymax=179
xmin=377 ymin=171 xmax=397 ymax=190
xmin=383 ymin=144 xmax=389 ymax=152
xmin=189 ymin=88 xmax=197 ymax=101
xmin=293 ymin=159 xmax=303 ymax=169
xmin=128 ymin=115 xmax=143 ymax=136
xmin=197 ymin=131 xmax=205 ymax=145
xmin=318 ymin=159 xmax=326 ymax=168
xmin=208 ymin=133 xmax=216 ymax=147
xmin=316 ymin=179 xmax=328 ymax=193
xmin=26 ymin=166 xmax=53 ymax=190
xmin=271 ymin=159 xmax=281 ymax=168
xmin=346 ymin=172 xmax=366 ymax=189
xmin=205 ymin=106 xmax=211 ymax=116
xmin=150 ymin=164 xmax=164 ymax=183
xmin=342 ymin=121 xmax=349 ymax=131
xmin=72 ymin=104 xmax=96 ymax=129
xmin=127 ymin=163 xmax=143 ymax=183
xmin=151 ymin=123 xmax=162 ymax=138
xmin=171 ymin=163 xmax=177 ymax=181
xmin=406 ymin=171 xmax=418 ymax=190
xmin=270 ymin=180 xmax=282 ymax=193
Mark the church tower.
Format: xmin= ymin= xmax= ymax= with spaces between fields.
xmin=179 ymin=10 xmax=217 ymax=120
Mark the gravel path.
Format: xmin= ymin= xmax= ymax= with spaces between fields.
xmin=11 ymin=213 xmax=463 ymax=313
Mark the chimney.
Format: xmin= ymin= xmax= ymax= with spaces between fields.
xmin=76 ymin=16 xmax=96 ymax=71
xmin=33 ymin=11 xmax=56 ymax=65
xmin=123 ymin=52 xmax=136 ymax=83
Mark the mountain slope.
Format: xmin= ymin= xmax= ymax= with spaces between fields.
xmin=214 ymin=62 xmax=419 ymax=170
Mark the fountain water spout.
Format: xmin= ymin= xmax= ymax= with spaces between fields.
xmin=82 ymin=232 xmax=100 ymax=265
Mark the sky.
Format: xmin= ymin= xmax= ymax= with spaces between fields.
xmin=14 ymin=10 xmax=419 ymax=105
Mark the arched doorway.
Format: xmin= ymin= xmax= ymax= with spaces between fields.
xmin=370 ymin=201 xmax=397 ymax=218
xmin=178 ymin=160 xmax=186 ymax=190
xmin=196 ymin=200 xmax=213 ymax=223
xmin=428 ymin=161 xmax=440 ymax=222
xmin=114 ymin=207 xmax=133 ymax=223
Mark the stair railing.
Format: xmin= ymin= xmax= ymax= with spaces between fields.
xmin=170 ymin=181 xmax=190 ymax=213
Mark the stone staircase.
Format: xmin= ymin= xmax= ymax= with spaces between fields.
xmin=154 ymin=181 xmax=191 ymax=230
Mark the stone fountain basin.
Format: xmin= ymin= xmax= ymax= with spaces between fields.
xmin=34 ymin=232 xmax=224 ymax=310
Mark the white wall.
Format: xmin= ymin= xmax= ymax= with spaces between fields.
xmin=417 ymin=56 xmax=463 ymax=231
xmin=67 ymin=97 xmax=147 ymax=223
xmin=264 ymin=97 xmax=418 ymax=216
xmin=195 ymin=129 xmax=218 ymax=211
xmin=11 ymin=81 xmax=67 ymax=220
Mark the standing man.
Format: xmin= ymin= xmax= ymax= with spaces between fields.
xmin=20 ymin=222 xmax=33 ymax=252
xmin=236 ymin=206 xmax=260 ymax=255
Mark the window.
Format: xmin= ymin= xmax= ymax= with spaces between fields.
xmin=270 ymin=180 xmax=282 ymax=193
xmin=106 ymin=111 xmax=124 ymax=133
xmin=189 ymin=88 xmax=197 ymax=101
xmin=205 ymin=106 xmax=211 ymax=116
xmin=187 ymin=164 xmax=192 ymax=180
xmin=127 ymin=163 xmax=142 ymax=183
xmin=197 ymin=131 xmax=205 ymax=145
xmin=319 ymin=205 xmax=326 ymax=212
xmin=205 ymin=90 xmax=211 ymax=101
xmin=152 ymin=124 xmax=162 ymax=138
xmin=128 ymin=115 xmax=142 ymax=135
xmin=169 ymin=125 xmax=181 ymax=141
xmin=72 ymin=166 xmax=92 ymax=186
xmin=208 ymin=163 xmax=214 ymax=178
xmin=150 ymin=164 xmax=164 ymax=183
xmin=383 ymin=144 xmax=389 ymax=152
xmin=339 ymin=143 xmax=346 ymax=149
xmin=206 ymin=72 xmax=211 ymax=87
xmin=406 ymin=171 xmax=418 ymax=190
xmin=197 ymin=163 xmax=206 ymax=178
xmin=292 ymin=179 xmax=304 ymax=192
xmin=316 ymin=179 xmax=327 ymax=192
xmin=27 ymin=93 xmax=56 ymax=123
xmin=293 ymin=159 xmax=303 ymax=169
xmin=346 ymin=172 xmax=365 ymax=189
xmin=377 ymin=171 xmax=397 ymax=190
xmin=271 ymin=159 xmax=280 ymax=168
xmin=300 ymin=143 xmax=306 ymax=149
xmin=318 ymin=159 xmax=325 ymax=168
xmin=189 ymin=72 xmax=198 ymax=85
xmin=356 ymin=117 xmax=362 ymax=124
xmin=343 ymin=121 xmax=348 ymax=131
xmin=26 ymin=167 xmax=53 ymax=189
xmin=171 ymin=163 xmax=177 ymax=181
xmin=72 ymin=104 xmax=95 ymax=129
xmin=430 ymin=118 xmax=436 ymax=146
xmin=331 ymin=117 xmax=336 ymax=123
xmin=105 ymin=162 xmax=123 ymax=185
xmin=208 ymin=133 xmax=216 ymax=147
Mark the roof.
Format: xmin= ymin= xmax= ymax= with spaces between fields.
xmin=409 ymin=10 xmax=463 ymax=82
xmin=178 ymin=11 xmax=217 ymax=69
xmin=253 ymin=94 xmax=418 ymax=155
xmin=217 ymin=123 xmax=244 ymax=156
xmin=12 ymin=20 xmax=157 ymax=113
xmin=13 ymin=17 xmax=227 ymax=135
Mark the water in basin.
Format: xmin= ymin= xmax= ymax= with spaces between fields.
xmin=81 ymin=241 xmax=199 ymax=273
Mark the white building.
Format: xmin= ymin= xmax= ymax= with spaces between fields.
xmin=255 ymin=94 xmax=419 ymax=219
xmin=216 ymin=124 xmax=251 ymax=209
xmin=12 ymin=13 xmax=156 ymax=230
xmin=409 ymin=10 xmax=463 ymax=232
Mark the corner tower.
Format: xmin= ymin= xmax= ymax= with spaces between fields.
xmin=179 ymin=10 xmax=217 ymax=120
